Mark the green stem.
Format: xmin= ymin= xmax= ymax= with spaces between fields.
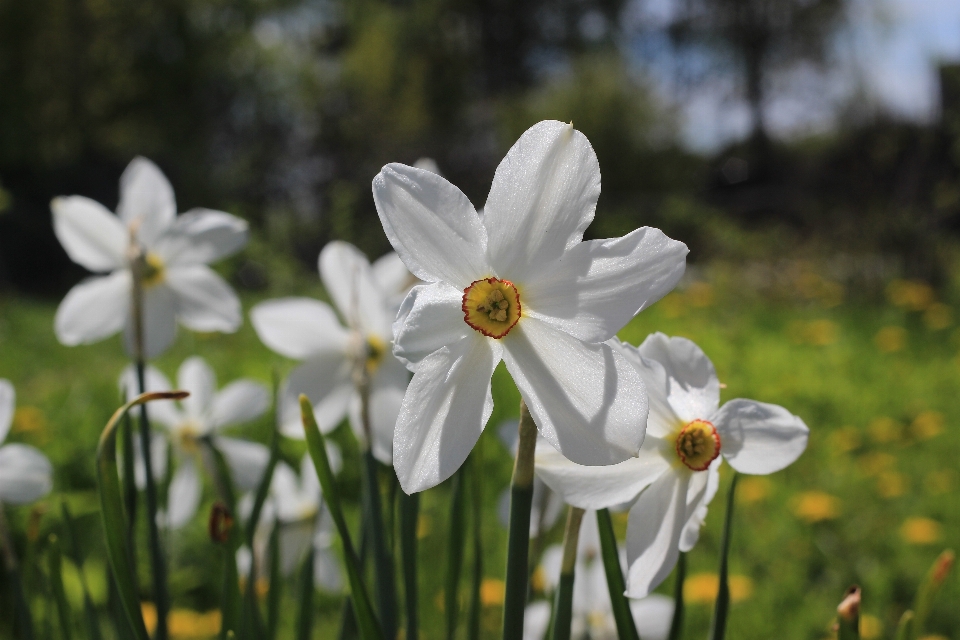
xmin=60 ymin=503 xmax=103 ymax=640
xmin=667 ymin=552 xmax=686 ymax=640
xmin=550 ymin=507 xmax=585 ymax=640
xmin=0 ymin=503 xmax=34 ymax=640
xmin=708 ymin=473 xmax=739 ymax=640
xmin=48 ymin=535 xmax=74 ymax=640
xmin=445 ymin=468 xmax=467 ymax=640
xmin=502 ymin=399 xmax=538 ymax=640
xmin=597 ymin=509 xmax=640 ymax=640
xmin=399 ymin=491 xmax=420 ymax=640
xmin=363 ymin=450 xmax=397 ymax=640
xmin=296 ymin=546 xmax=316 ymax=640
xmin=467 ymin=445 xmax=484 ymax=640
xmin=265 ymin=520 xmax=281 ymax=640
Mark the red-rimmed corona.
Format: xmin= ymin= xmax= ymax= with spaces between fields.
xmin=674 ymin=419 xmax=721 ymax=471
xmin=462 ymin=277 xmax=522 ymax=339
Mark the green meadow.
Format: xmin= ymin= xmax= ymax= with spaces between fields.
xmin=0 ymin=259 xmax=957 ymax=640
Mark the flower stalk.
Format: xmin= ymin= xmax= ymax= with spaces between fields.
xmin=0 ymin=501 xmax=34 ymax=640
xmin=399 ymin=490 xmax=420 ymax=640
xmin=668 ymin=551 xmax=687 ymax=640
xmin=708 ymin=473 xmax=740 ymax=640
xmin=502 ymin=399 xmax=538 ymax=640
xmin=550 ymin=506 xmax=585 ymax=640
xmin=597 ymin=509 xmax=640 ymax=640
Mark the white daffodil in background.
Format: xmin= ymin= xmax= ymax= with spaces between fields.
xmin=53 ymin=157 xmax=248 ymax=358
xmin=0 ymin=380 xmax=53 ymax=505
xmin=373 ymin=119 xmax=688 ymax=493
xmin=251 ymin=241 xmax=412 ymax=464
xmin=237 ymin=451 xmax=343 ymax=591
xmin=524 ymin=511 xmax=675 ymax=640
xmin=536 ymin=333 xmax=809 ymax=598
xmin=121 ymin=357 xmax=270 ymax=529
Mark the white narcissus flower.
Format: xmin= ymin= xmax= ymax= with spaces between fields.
xmin=524 ymin=511 xmax=675 ymax=640
xmin=121 ymin=357 xmax=270 ymax=529
xmin=536 ymin=333 xmax=809 ymax=598
xmin=53 ymin=157 xmax=248 ymax=358
xmin=251 ymin=241 xmax=412 ymax=465
xmin=0 ymin=380 xmax=53 ymax=505
xmin=373 ymin=120 xmax=688 ymax=493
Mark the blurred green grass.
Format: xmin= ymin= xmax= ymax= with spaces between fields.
xmin=0 ymin=264 xmax=957 ymax=640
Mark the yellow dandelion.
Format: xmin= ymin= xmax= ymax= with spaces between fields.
xmin=530 ymin=566 xmax=547 ymax=594
xmin=804 ymin=320 xmax=839 ymax=346
xmin=168 ymin=609 xmax=221 ymax=638
xmin=867 ymin=417 xmax=900 ymax=444
xmin=886 ymin=279 xmax=934 ymax=311
xmin=875 ymin=326 xmax=906 ymax=353
xmin=737 ymin=477 xmax=771 ymax=504
xmin=12 ymin=406 xmax=47 ymax=434
xmin=480 ymin=578 xmax=505 ymax=606
xmin=829 ymin=427 xmax=861 ymax=453
xmin=860 ymin=614 xmax=883 ymax=639
xmin=924 ymin=303 xmax=952 ymax=330
xmin=900 ymin=517 xmax=943 ymax=545
xmin=911 ymin=411 xmax=944 ymax=440
xmin=683 ymin=573 xmax=753 ymax=604
xmin=857 ymin=452 xmax=896 ymax=477
xmin=876 ymin=471 xmax=906 ymax=499
xmin=792 ymin=492 xmax=841 ymax=523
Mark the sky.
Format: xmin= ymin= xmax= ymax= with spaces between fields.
xmin=624 ymin=0 xmax=960 ymax=151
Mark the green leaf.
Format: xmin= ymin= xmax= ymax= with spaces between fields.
xmin=597 ymin=509 xmax=640 ymax=640
xmin=912 ymin=549 xmax=954 ymax=638
xmin=300 ymin=395 xmax=383 ymax=640
xmin=97 ymin=390 xmax=186 ymax=640
xmin=48 ymin=534 xmax=74 ymax=640
xmin=399 ymin=491 xmax=420 ymax=640
xmin=467 ymin=447 xmax=484 ymax=640
xmin=445 ymin=467 xmax=467 ymax=640
xmin=265 ymin=520 xmax=282 ymax=640
xmin=60 ymin=503 xmax=103 ymax=640
xmin=667 ymin=552 xmax=686 ymax=640
xmin=708 ymin=473 xmax=739 ymax=640
xmin=550 ymin=507 xmax=585 ymax=640
xmin=296 ymin=546 xmax=316 ymax=640
xmin=894 ymin=610 xmax=914 ymax=640
xmin=363 ymin=450 xmax=397 ymax=640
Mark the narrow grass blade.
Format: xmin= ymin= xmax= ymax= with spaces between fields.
xmin=120 ymin=410 xmax=137 ymax=547
xmin=60 ymin=503 xmax=103 ymax=640
xmin=912 ymin=549 xmax=954 ymax=638
xmin=836 ymin=585 xmax=861 ymax=640
xmin=502 ymin=400 xmax=538 ymax=640
xmin=597 ymin=509 xmax=640 ymax=640
xmin=708 ymin=473 xmax=739 ymax=640
xmin=202 ymin=442 xmax=243 ymax=640
xmin=467 ymin=445 xmax=484 ymax=640
xmin=296 ymin=546 xmax=316 ymax=640
xmin=363 ymin=449 xmax=397 ymax=640
xmin=399 ymin=490 xmax=420 ymax=640
xmin=300 ymin=395 xmax=383 ymax=640
xmin=550 ymin=507 xmax=585 ymax=640
xmin=97 ymin=391 xmax=187 ymax=640
xmin=667 ymin=551 xmax=686 ymax=640
xmin=265 ymin=520 xmax=282 ymax=640
xmin=48 ymin=534 xmax=74 ymax=640
xmin=445 ymin=467 xmax=467 ymax=640
xmin=894 ymin=610 xmax=914 ymax=640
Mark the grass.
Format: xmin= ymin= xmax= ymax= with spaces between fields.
xmin=0 ymin=263 xmax=957 ymax=640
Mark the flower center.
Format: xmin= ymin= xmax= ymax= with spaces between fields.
xmin=176 ymin=422 xmax=202 ymax=454
xmin=462 ymin=278 xmax=521 ymax=339
xmin=141 ymin=251 xmax=166 ymax=289
xmin=674 ymin=419 xmax=721 ymax=471
xmin=365 ymin=335 xmax=387 ymax=373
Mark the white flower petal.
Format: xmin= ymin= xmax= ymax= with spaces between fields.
xmin=218 ymin=436 xmax=270 ymax=491
xmin=524 ymin=228 xmax=687 ymax=343
xmin=51 ymin=196 xmax=127 ymax=272
xmin=166 ymin=459 xmax=202 ymax=529
xmin=523 ymin=601 xmax=552 ymax=640
xmin=483 ymin=121 xmax=600 ymax=282
xmin=124 ymin=283 xmax=178 ymax=359
xmin=166 ymin=265 xmax=242 ymax=333
xmin=119 ymin=365 xmax=181 ymax=428
xmin=610 ymin=340 xmax=682 ymax=438
xmin=638 ymin=333 xmax=720 ymax=424
xmin=534 ymin=444 xmax=669 ymax=510
xmin=319 ymin=241 xmax=391 ymax=338
xmin=153 ymin=209 xmax=248 ymax=266
xmin=132 ymin=433 xmax=169 ymax=489
xmin=251 ymin=298 xmax=350 ymax=360
xmin=178 ymin=356 xmax=217 ymax=423
xmin=372 ymin=163 xmax=489 ymax=288
xmin=0 ymin=380 xmax=14 ymax=445
xmin=393 ymin=334 xmax=501 ymax=494
xmin=501 ymin=317 xmax=647 ymax=466
xmin=210 ymin=380 xmax=270 ymax=429
xmin=392 ymin=282 xmax=470 ymax=371
xmin=713 ymin=399 xmax=809 ymax=475
xmin=313 ymin=547 xmax=344 ymax=592
xmin=279 ymin=356 xmax=353 ymax=438
xmin=364 ymin=355 xmax=408 ymax=465
xmin=679 ymin=462 xmax=720 ymax=552
xmin=630 ymin=594 xmax=675 ymax=640
xmin=55 ymin=271 xmax=131 ymax=346
xmin=0 ymin=444 xmax=53 ymax=504
xmin=117 ymin=157 xmax=176 ymax=247
xmin=269 ymin=463 xmax=301 ymax=517
xmin=372 ymin=251 xmax=415 ymax=302
xmin=625 ymin=471 xmax=689 ymax=598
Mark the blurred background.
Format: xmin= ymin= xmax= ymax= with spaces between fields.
xmin=2 ymin=0 xmax=960 ymax=294
xmin=1 ymin=1 xmax=959 ymax=639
